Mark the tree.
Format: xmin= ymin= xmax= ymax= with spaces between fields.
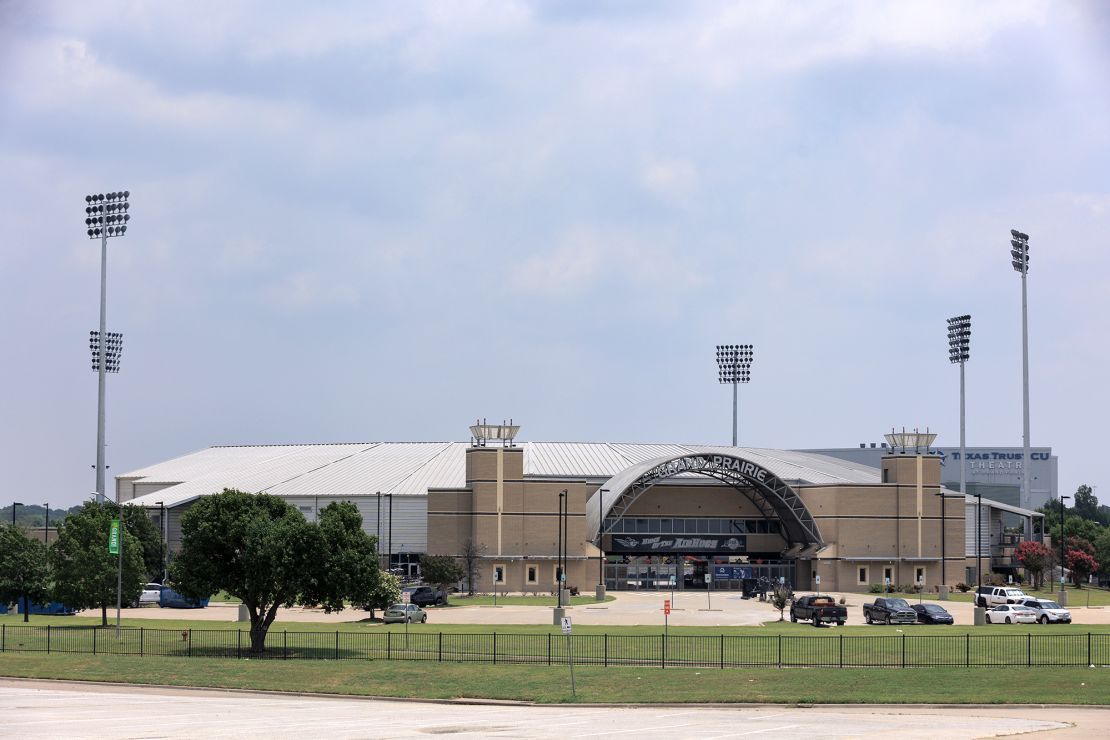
xmin=1095 ymin=529 xmax=1110 ymax=578
xmin=171 ymin=490 xmax=381 ymax=654
xmin=1015 ymin=540 xmax=1052 ymax=590
xmin=420 ymin=554 xmax=465 ymax=596
xmin=770 ymin=585 xmax=790 ymax=621
xmin=1072 ymin=485 xmax=1104 ymax=524
xmin=0 ymin=524 xmax=50 ymax=622
xmin=301 ymin=502 xmax=381 ymax=612
xmin=50 ymin=501 xmax=145 ymax=626
xmin=361 ymin=570 xmax=401 ymax=620
xmin=119 ymin=505 xmax=163 ymax=583
xmin=1066 ymin=549 xmax=1098 ymax=587
xmin=459 ymin=540 xmax=485 ymax=596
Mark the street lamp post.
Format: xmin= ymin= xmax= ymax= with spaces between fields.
xmin=947 ymin=315 xmax=971 ymax=497
xmin=12 ymin=502 xmax=21 ymax=526
xmin=43 ymin=503 xmax=49 ymax=545
xmin=597 ymin=488 xmax=608 ymax=599
xmin=1059 ymin=495 xmax=1071 ymax=604
xmin=934 ymin=492 xmax=946 ymax=588
xmin=1010 ymin=229 xmax=1031 ymax=510
xmin=716 ymin=344 xmax=753 ymax=446
xmin=155 ymin=501 xmax=165 ymax=582
xmin=85 ymin=190 xmax=131 ymax=505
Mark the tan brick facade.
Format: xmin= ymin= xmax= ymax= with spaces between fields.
xmin=429 ymin=446 xmax=967 ymax=593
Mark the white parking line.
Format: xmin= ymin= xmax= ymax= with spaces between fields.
xmin=572 ymin=722 xmax=696 ymax=737
xmin=703 ymin=723 xmax=802 ymax=739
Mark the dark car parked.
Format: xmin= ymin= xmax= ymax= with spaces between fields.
xmin=409 ymin=586 xmax=447 ymax=607
xmin=911 ymin=603 xmax=954 ymax=624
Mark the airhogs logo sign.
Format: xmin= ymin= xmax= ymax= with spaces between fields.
xmin=639 ymin=455 xmax=772 ymax=486
xmin=610 ymin=535 xmax=748 ymax=553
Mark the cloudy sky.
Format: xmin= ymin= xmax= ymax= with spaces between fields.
xmin=1 ymin=1 xmax=1108 ymax=508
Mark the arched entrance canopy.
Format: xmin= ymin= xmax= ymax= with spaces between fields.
xmin=585 ymin=452 xmax=824 ymax=554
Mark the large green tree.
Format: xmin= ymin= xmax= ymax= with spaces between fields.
xmin=419 ymin=554 xmax=465 ymax=597
xmin=0 ymin=524 xmax=50 ymax=622
xmin=119 ymin=505 xmax=163 ymax=583
xmin=171 ymin=490 xmax=381 ymax=654
xmin=50 ymin=502 xmax=145 ymax=626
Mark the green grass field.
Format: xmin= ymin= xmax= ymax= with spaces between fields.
xmin=1 ymin=652 xmax=1107 ymax=704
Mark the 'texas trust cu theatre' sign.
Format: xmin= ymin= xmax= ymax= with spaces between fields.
xmin=639 ymin=455 xmax=773 ymax=486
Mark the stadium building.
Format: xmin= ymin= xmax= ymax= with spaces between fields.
xmin=118 ymin=424 xmax=1045 ymax=593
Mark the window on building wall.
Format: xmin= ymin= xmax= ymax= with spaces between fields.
xmin=857 ymin=566 xmax=868 ymax=585
xmin=915 ymin=567 xmax=925 ymax=585
xmin=526 ymin=565 xmax=537 ymax=584
xmin=493 ymin=564 xmax=505 ymax=584
xmin=883 ymin=566 xmax=893 ymax=584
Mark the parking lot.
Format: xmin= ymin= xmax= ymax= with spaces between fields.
xmin=4 ymin=679 xmax=1104 ymax=739
xmin=86 ymin=590 xmax=1110 ymax=628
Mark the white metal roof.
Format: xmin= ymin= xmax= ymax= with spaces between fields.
xmin=122 ymin=442 xmax=881 ymax=509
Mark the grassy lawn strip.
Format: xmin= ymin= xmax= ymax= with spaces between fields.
xmin=1 ymin=653 xmax=1107 ymax=704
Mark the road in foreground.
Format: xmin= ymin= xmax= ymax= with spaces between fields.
xmin=2 ymin=679 xmax=1103 ymax=739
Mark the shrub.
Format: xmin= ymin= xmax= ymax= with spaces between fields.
xmin=955 ymin=582 xmax=970 ymax=592
xmin=868 ymin=584 xmax=883 ymax=594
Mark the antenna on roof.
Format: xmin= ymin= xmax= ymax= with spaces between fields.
xmin=470 ymin=418 xmax=520 ymax=448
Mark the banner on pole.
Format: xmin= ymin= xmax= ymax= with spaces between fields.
xmin=109 ymin=520 xmax=120 ymax=554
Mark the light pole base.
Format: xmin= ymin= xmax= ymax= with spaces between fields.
xmin=595 ymin=585 xmax=606 ymax=601
xmin=973 ymin=606 xmax=986 ymax=626
xmin=938 ymin=585 xmax=950 ymax=601
xmin=552 ymin=606 xmax=566 ymax=625
xmin=1058 ymin=590 xmax=1068 ymax=606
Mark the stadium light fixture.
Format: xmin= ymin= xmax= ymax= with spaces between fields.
xmin=86 ymin=190 xmax=132 ymax=505
xmin=947 ymin=315 xmax=971 ymax=499
xmin=1010 ymin=229 xmax=1032 ymax=510
xmin=716 ymin=344 xmax=754 ymax=446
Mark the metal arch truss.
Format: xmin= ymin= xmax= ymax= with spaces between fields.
xmin=599 ymin=454 xmax=824 ymax=551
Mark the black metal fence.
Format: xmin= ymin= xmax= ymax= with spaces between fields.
xmin=1 ymin=625 xmax=1107 ymax=668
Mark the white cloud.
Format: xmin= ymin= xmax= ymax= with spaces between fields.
xmin=640 ymin=157 xmax=698 ymax=207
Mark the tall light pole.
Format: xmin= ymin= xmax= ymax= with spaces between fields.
xmin=947 ymin=315 xmax=971 ymax=501
xmin=11 ymin=502 xmax=21 ymax=526
xmin=43 ymin=503 xmax=49 ymax=545
xmin=716 ymin=344 xmax=753 ymax=446
xmin=86 ymin=191 xmax=131 ymax=504
xmin=1010 ymin=229 xmax=1031 ymax=510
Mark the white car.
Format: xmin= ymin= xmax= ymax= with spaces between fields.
xmin=985 ymin=604 xmax=1037 ymax=624
xmin=1018 ymin=598 xmax=1072 ymax=624
xmin=132 ymin=583 xmax=163 ymax=607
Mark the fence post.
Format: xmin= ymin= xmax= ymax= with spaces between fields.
xmin=901 ymin=633 xmax=905 ymax=668
xmin=140 ymin=627 xmax=144 ymax=657
xmin=438 ymin=631 xmax=443 ymax=662
xmin=1088 ymin=633 xmax=1092 ymax=667
xmin=493 ymin=632 xmax=497 ymax=664
xmin=387 ymin=630 xmax=391 ymax=660
xmin=1 ymin=624 xmax=4 ymax=653
xmin=604 ymin=633 xmax=609 ymax=668
xmin=335 ymin=630 xmax=340 ymax=661
xmin=720 ymin=634 xmax=725 ymax=669
xmin=777 ymin=634 xmax=782 ymax=668
xmin=188 ymin=629 xmax=192 ymax=658
xmin=661 ymin=633 xmax=666 ymax=670
xmin=1027 ymin=633 xmax=1031 ymax=667
xmin=965 ymin=633 xmax=969 ymax=667
xmin=283 ymin=630 xmax=287 ymax=660
xmin=92 ymin=627 xmax=96 ymax=655
xmin=237 ymin=629 xmax=241 ymax=659
xmin=547 ymin=633 xmax=551 ymax=666
xmin=47 ymin=624 xmax=51 ymax=654
xmin=839 ymin=633 xmax=843 ymax=668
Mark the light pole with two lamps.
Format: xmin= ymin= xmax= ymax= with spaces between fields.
xmin=85 ymin=190 xmax=132 ymax=504
xmin=1010 ymin=229 xmax=1032 ymax=511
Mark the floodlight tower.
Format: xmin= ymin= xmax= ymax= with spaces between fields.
xmin=716 ymin=344 xmax=753 ymax=446
xmin=1010 ymin=229 xmax=1031 ymax=510
xmin=947 ymin=315 xmax=971 ymax=496
xmin=85 ymin=191 xmax=131 ymax=504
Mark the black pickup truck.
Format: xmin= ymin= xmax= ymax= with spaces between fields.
xmin=862 ymin=597 xmax=918 ymax=625
xmin=790 ymin=595 xmax=848 ymax=626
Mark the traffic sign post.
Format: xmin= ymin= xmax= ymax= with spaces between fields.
xmin=815 ymin=573 xmax=821 ymax=598
xmin=663 ymin=598 xmax=671 ymax=635
xmin=401 ymin=590 xmax=411 ymax=646
xmin=705 ymin=571 xmax=712 ymax=611
xmin=560 ymin=616 xmax=575 ymax=696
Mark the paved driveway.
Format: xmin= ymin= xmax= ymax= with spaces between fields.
xmin=3 ymin=680 xmax=1101 ymax=739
